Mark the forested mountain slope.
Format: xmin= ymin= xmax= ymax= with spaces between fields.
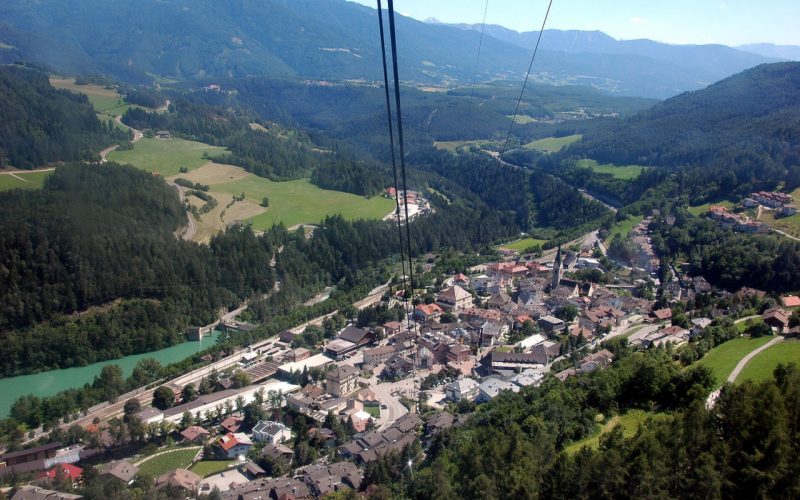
xmin=567 ymin=62 xmax=800 ymax=194
xmin=0 ymin=65 xmax=128 ymax=168
xmin=0 ymin=164 xmax=276 ymax=376
xmin=0 ymin=0 xmax=777 ymax=97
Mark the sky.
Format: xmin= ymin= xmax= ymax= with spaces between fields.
xmin=347 ymin=0 xmax=800 ymax=46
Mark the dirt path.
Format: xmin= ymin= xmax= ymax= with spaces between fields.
xmin=100 ymin=116 xmax=143 ymax=162
xmin=771 ymin=228 xmax=800 ymax=242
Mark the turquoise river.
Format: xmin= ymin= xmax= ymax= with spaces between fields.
xmin=0 ymin=330 xmax=221 ymax=419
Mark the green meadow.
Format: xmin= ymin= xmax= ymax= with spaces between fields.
xmin=575 ymin=159 xmax=648 ymax=180
xmin=524 ymin=134 xmax=582 ymax=153
xmin=696 ymin=336 xmax=774 ymax=388
xmin=0 ymin=171 xmax=51 ymax=191
xmin=737 ymin=340 xmax=800 ymax=383
xmin=107 ymin=138 xmax=227 ymax=176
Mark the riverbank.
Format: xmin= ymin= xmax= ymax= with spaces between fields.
xmin=0 ymin=331 xmax=220 ymax=418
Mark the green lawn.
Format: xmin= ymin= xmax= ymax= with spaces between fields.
xmin=696 ymin=336 xmax=774 ymax=388
xmin=737 ymin=340 xmax=800 ymax=383
xmin=107 ymin=138 xmax=227 ymax=176
xmin=365 ymin=406 xmax=381 ymax=419
xmin=615 ymin=324 xmax=646 ymax=340
xmin=524 ymin=134 xmax=582 ymax=153
xmin=605 ymin=215 xmax=644 ymax=244
xmin=736 ymin=317 xmax=763 ymax=333
xmin=189 ymin=459 xmax=237 ymax=478
xmin=136 ymin=447 xmax=200 ymax=478
xmin=0 ymin=171 xmax=51 ymax=191
xmin=688 ymin=200 xmax=735 ymax=216
xmin=220 ymin=177 xmax=394 ymax=230
xmin=433 ymin=139 xmax=500 ymax=152
xmin=497 ymin=237 xmax=548 ymax=252
xmin=575 ymin=159 xmax=648 ymax=180
xmin=565 ymin=410 xmax=667 ymax=453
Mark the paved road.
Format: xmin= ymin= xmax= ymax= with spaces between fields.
xmin=100 ymin=116 xmax=143 ymax=162
xmin=706 ymin=334 xmax=783 ymax=408
xmin=173 ymin=184 xmax=198 ymax=241
xmin=771 ymin=228 xmax=800 ymax=242
xmin=369 ymin=378 xmax=412 ymax=431
xmin=727 ymin=335 xmax=784 ymax=383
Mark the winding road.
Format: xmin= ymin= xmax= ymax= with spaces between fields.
xmin=706 ymin=334 xmax=784 ymax=408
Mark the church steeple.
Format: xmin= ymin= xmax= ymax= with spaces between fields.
xmin=551 ymin=245 xmax=563 ymax=290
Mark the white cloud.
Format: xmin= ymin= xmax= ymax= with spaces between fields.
xmin=629 ymin=16 xmax=648 ymax=25
xmin=720 ymin=2 xmax=727 ymax=9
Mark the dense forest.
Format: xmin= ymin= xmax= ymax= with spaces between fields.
xmin=564 ymin=63 xmax=800 ymax=198
xmin=649 ymin=208 xmax=800 ymax=292
xmin=0 ymin=65 xmax=129 ymax=168
xmin=0 ymin=164 xmax=276 ymax=376
xmin=362 ymin=347 xmax=800 ymax=499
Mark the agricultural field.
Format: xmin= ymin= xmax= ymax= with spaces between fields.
xmin=49 ymin=78 xmax=138 ymax=121
xmin=496 ymin=237 xmax=548 ymax=252
xmin=136 ymin=447 xmax=200 ymax=478
xmin=175 ymin=162 xmax=394 ymax=231
xmin=737 ymin=339 xmax=800 ymax=383
xmin=605 ymin=215 xmax=644 ymax=243
xmin=688 ymin=200 xmax=735 ymax=216
xmin=696 ymin=335 xmax=774 ymax=388
xmin=108 ymin=138 xmax=227 ymax=176
xmin=0 ymin=170 xmax=51 ymax=191
xmin=524 ymin=134 xmax=582 ymax=153
xmin=565 ymin=410 xmax=667 ymax=453
xmin=575 ymin=159 xmax=648 ymax=180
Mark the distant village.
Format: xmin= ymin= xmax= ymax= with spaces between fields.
xmin=706 ymin=190 xmax=797 ymax=234
xmin=2 ymin=219 xmax=798 ymax=499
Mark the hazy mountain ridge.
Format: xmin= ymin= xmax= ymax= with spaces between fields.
xmin=0 ymin=0 xmax=781 ymax=98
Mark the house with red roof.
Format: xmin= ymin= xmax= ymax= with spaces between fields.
xmin=217 ymin=432 xmax=253 ymax=459
xmin=782 ymin=295 xmax=800 ymax=308
xmin=414 ymin=303 xmax=443 ymax=321
xmin=37 ymin=464 xmax=83 ymax=487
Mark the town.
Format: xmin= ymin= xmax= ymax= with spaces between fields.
xmin=3 ymin=214 xmax=797 ymax=499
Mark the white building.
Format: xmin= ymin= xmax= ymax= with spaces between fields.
xmin=445 ymin=378 xmax=480 ymax=402
xmin=252 ymin=420 xmax=293 ymax=444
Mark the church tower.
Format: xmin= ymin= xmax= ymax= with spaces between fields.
xmin=551 ymin=245 xmax=562 ymax=291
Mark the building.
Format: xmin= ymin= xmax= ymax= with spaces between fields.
xmin=337 ymin=414 xmax=422 ymax=464
xmin=297 ymin=462 xmax=362 ymax=497
xmin=155 ymin=469 xmax=202 ymax=494
xmin=551 ymin=246 xmax=563 ymax=290
xmin=100 ymin=461 xmax=138 ymax=485
xmin=382 ymin=355 xmax=414 ymax=380
xmin=36 ymin=464 xmax=83 ymax=488
xmin=363 ymin=346 xmax=395 ymax=365
xmin=538 ymin=315 xmax=566 ymax=334
xmin=180 ymin=426 xmax=210 ymax=444
xmin=414 ymin=303 xmax=443 ymax=321
xmin=217 ymin=433 xmax=253 ymax=459
xmin=1 ymin=442 xmax=62 ymax=469
xmin=220 ymin=415 xmax=243 ymax=434
xmin=436 ymin=285 xmax=473 ymax=312
xmin=252 ymin=420 xmax=293 ymax=444
xmin=445 ymin=378 xmax=479 ymax=402
xmin=10 ymin=485 xmax=82 ymax=500
xmin=476 ymin=378 xmax=520 ymax=403
xmin=326 ymin=365 xmax=360 ymax=397
xmin=576 ymin=349 xmax=614 ymax=373
xmin=764 ymin=307 xmax=790 ymax=332
xmin=155 ymin=130 xmax=172 ymax=140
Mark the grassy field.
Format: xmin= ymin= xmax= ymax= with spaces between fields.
xmin=189 ymin=460 xmax=237 ymax=478
xmin=736 ymin=317 xmax=764 ymax=333
xmin=136 ymin=447 xmax=199 ymax=478
xmin=49 ymin=78 xmax=139 ymax=120
xmin=688 ymin=200 xmax=735 ymax=216
xmin=508 ymin=114 xmax=538 ymax=124
xmin=565 ymin=410 xmax=666 ymax=453
xmin=0 ymin=171 xmax=51 ymax=191
xmin=108 ymin=138 xmax=227 ymax=176
xmin=497 ymin=237 xmax=548 ymax=252
xmin=696 ymin=336 xmax=774 ymax=388
xmin=365 ymin=406 xmax=381 ymax=419
xmin=524 ymin=134 xmax=582 ymax=153
xmin=575 ymin=159 xmax=648 ymax=180
xmin=176 ymin=162 xmax=394 ymax=230
xmin=605 ymin=215 xmax=644 ymax=243
xmin=616 ymin=324 xmax=647 ymax=340
xmin=737 ymin=340 xmax=800 ymax=383
xmin=433 ymin=139 xmax=500 ymax=152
